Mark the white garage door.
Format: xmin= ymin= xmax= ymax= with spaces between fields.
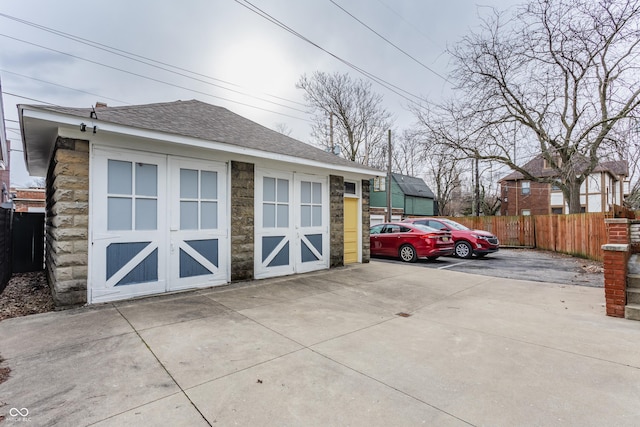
xmin=90 ymin=147 xmax=228 ymax=303
xmin=254 ymin=169 xmax=329 ymax=279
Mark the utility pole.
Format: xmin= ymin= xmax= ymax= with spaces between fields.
xmin=386 ymin=129 xmax=392 ymax=222
xmin=475 ymin=156 xmax=480 ymax=217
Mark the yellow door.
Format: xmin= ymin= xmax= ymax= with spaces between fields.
xmin=344 ymin=197 xmax=359 ymax=264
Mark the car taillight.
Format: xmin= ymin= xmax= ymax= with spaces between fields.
xmin=420 ymin=233 xmax=440 ymax=240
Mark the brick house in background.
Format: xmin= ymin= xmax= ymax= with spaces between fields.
xmin=500 ymin=155 xmax=629 ymax=216
xmin=11 ymin=187 xmax=45 ymax=212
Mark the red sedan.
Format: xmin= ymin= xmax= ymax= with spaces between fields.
xmin=370 ymin=222 xmax=454 ymax=262
xmin=402 ymin=217 xmax=499 ymax=258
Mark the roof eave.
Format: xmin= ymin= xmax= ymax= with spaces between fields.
xmin=21 ymin=106 xmax=382 ymax=178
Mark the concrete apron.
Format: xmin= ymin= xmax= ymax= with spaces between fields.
xmin=1 ymin=261 xmax=639 ymax=426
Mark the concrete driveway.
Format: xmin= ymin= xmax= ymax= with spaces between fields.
xmin=1 ymin=261 xmax=639 ymax=426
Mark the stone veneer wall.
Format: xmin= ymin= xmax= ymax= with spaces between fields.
xmin=230 ymin=161 xmax=255 ymax=281
xmin=46 ymin=137 xmax=89 ymax=306
xmin=361 ymin=179 xmax=370 ymax=263
xmin=330 ymin=175 xmax=344 ymax=268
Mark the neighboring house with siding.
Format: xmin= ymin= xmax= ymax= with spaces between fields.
xmin=499 ymin=155 xmax=629 ymax=215
xmin=370 ymin=173 xmax=436 ymax=224
xmin=19 ymin=100 xmax=381 ymax=306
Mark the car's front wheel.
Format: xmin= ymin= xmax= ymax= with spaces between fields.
xmin=399 ymin=244 xmax=417 ymax=262
xmin=455 ymin=241 xmax=473 ymax=259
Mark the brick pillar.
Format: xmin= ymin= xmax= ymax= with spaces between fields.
xmin=602 ymin=219 xmax=629 ymax=318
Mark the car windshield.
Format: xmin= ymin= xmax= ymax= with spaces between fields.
xmin=413 ymin=224 xmax=439 ymax=233
xmin=441 ymin=219 xmax=470 ymax=230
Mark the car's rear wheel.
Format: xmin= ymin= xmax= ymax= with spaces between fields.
xmin=399 ymin=244 xmax=417 ymax=262
xmin=455 ymin=241 xmax=473 ymax=259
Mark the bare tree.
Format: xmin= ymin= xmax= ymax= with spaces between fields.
xmin=27 ymin=177 xmax=45 ymax=188
xmin=392 ymin=131 xmax=425 ymax=176
xmin=297 ymin=72 xmax=393 ymax=165
xmin=422 ymin=145 xmax=464 ymax=216
xmin=273 ymin=122 xmax=293 ymax=136
xmin=416 ymin=0 xmax=640 ymax=213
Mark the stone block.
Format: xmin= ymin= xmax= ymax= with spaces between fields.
xmin=53 ymin=175 xmax=89 ymax=191
xmin=231 ymin=234 xmax=252 ymax=244
xmin=53 ymin=188 xmax=74 ymax=202
xmin=51 ymin=240 xmax=74 ymax=255
xmin=51 ymin=201 xmax=88 ymax=216
xmin=50 ymin=215 xmax=74 ymax=228
xmin=74 ymin=215 xmax=89 ymax=228
xmin=54 ymin=161 xmax=89 ymax=178
xmin=55 ymin=148 xmax=89 ymax=164
xmin=52 ymin=279 xmax=87 ymax=307
xmin=57 ymin=253 xmax=88 ymax=267
xmin=73 ymin=190 xmax=89 ymax=203
xmin=54 ymin=266 xmax=73 ymax=281
xmin=73 ymin=266 xmax=88 ymax=280
xmin=73 ymin=240 xmax=88 ymax=253
xmin=51 ymin=227 xmax=88 ymax=241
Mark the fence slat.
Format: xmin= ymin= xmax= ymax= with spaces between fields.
xmin=445 ymin=213 xmax=605 ymax=261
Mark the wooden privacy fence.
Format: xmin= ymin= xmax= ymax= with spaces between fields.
xmin=447 ymin=213 xmax=608 ymax=261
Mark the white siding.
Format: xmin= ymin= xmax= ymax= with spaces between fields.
xmin=580 ymin=181 xmax=587 ymax=193
xmin=370 ymin=214 xmax=401 ymax=225
xmin=587 ymin=194 xmax=602 ymax=212
xmin=588 ymin=175 xmax=600 ymax=192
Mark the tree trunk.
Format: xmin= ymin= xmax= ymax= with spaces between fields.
xmin=566 ymin=181 xmax=583 ymax=214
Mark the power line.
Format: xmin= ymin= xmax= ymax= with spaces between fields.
xmin=374 ymin=0 xmax=439 ymax=47
xmin=0 ymin=13 xmax=307 ymax=110
xmin=234 ymin=0 xmax=424 ymax=105
xmin=3 ymin=91 xmax=56 ymax=105
xmin=329 ymin=0 xmax=451 ymax=84
xmin=0 ymin=34 xmax=312 ymax=124
xmin=1 ymin=69 xmax=130 ymax=105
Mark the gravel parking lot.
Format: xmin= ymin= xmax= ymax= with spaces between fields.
xmin=374 ymin=248 xmax=604 ymax=288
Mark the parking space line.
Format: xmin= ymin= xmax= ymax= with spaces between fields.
xmin=438 ymin=260 xmax=473 ymax=270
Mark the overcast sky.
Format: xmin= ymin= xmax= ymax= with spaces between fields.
xmin=0 ymin=0 xmax=520 ymax=186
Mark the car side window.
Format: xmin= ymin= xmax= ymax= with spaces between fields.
xmin=427 ymin=220 xmax=445 ymax=230
xmin=400 ymin=226 xmax=411 ymax=232
xmin=370 ymin=225 xmax=384 ymax=235
xmin=385 ymin=225 xmax=400 ymax=233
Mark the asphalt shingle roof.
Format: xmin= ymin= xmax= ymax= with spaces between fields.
xmin=500 ymin=155 xmax=628 ymax=181
xmin=392 ymin=173 xmax=435 ymax=198
xmin=33 ymin=99 xmax=381 ymax=173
